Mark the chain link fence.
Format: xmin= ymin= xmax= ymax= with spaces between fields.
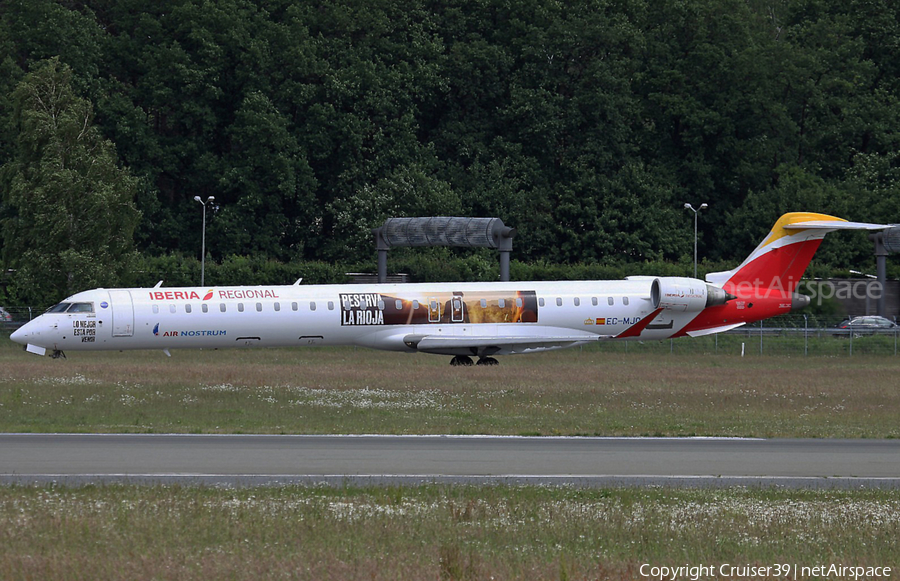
xmin=592 ymin=315 xmax=900 ymax=357
xmin=0 ymin=306 xmax=38 ymax=330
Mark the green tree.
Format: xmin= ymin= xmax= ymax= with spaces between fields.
xmin=0 ymin=58 xmax=140 ymax=305
xmin=215 ymin=91 xmax=317 ymax=260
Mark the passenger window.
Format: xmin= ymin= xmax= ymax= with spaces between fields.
xmin=310 ymin=302 xmax=317 ymax=311
xmin=395 ymin=299 xmax=403 ymax=310
xmin=574 ymin=297 xmax=580 ymax=307
xmin=292 ymin=302 xmax=298 ymax=311
xmin=202 ymin=304 xmax=208 ymax=313
xmin=378 ymin=300 xmax=385 ymax=310
xmin=412 ymin=300 xmax=419 ymax=310
xmin=256 ymin=303 xmax=262 ymax=312
xmin=539 ymin=298 xmax=545 ymax=307
xmin=169 ymin=304 xmax=176 ymax=314
xmin=608 ymin=297 xmax=614 ymax=306
xmin=556 ymin=298 xmax=562 ymax=306
xmin=274 ymin=302 xmax=281 ymax=312
xmin=498 ymin=299 xmax=505 ymax=308
xmin=480 ymin=299 xmax=487 ymax=308
xmin=220 ymin=304 xmax=226 ymax=313
xmin=623 ymin=297 xmax=629 ymax=306
xmin=238 ymin=303 xmax=244 ymax=313
xmin=152 ymin=305 xmax=159 ymax=314
xmin=185 ymin=304 xmax=192 ymax=314
xmin=328 ymin=301 xmax=334 ymax=310
xmin=592 ymin=297 xmax=598 ymax=306
xmin=516 ymin=298 xmax=523 ymax=308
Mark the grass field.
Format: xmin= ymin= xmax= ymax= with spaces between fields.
xmin=3 ymin=336 xmax=899 ymax=579
xmin=1 ymin=335 xmax=898 ymax=438
xmin=1 ymin=484 xmax=898 ymax=580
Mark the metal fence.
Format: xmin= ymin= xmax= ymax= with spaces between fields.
xmin=593 ymin=315 xmax=900 ymax=357
xmin=0 ymin=306 xmax=38 ymax=330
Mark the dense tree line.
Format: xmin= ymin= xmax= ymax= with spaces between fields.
xmin=1 ymin=0 xmax=899 ymax=304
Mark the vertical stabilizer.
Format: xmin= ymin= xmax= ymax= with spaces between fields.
xmin=707 ymin=213 xmax=854 ymax=293
xmin=675 ymin=212 xmax=894 ymax=337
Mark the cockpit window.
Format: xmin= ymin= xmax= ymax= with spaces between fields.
xmin=67 ymin=302 xmax=94 ymax=313
xmin=47 ymin=303 xmax=71 ymax=313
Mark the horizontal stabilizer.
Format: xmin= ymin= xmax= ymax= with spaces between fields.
xmin=706 ymin=212 xmax=897 ymax=291
xmin=784 ymin=220 xmax=894 ymax=230
xmin=685 ymin=323 xmax=745 ymax=338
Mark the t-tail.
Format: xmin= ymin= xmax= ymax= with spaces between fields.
xmin=677 ymin=212 xmax=893 ymax=336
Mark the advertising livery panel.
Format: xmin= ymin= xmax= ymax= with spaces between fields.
xmin=339 ymin=291 xmax=539 ymax=326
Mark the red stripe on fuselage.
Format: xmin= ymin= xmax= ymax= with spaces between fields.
xmin=616 ymin=308 xmax=665 ymax=338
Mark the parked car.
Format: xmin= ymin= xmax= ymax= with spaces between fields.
xmin=833 ymin=315 xmax=899 ymax=337
xmin=0 ymin=307 xmax=11 ymax=323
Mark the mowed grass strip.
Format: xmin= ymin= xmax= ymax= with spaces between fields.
xmin=1 ymin=337 xmax=898 ymax=437
xmin=0 ymin=485 xmax=897 ymax=580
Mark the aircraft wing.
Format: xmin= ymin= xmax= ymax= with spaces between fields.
xmin=403 ymin=331 xmax=607 ymax=356
xmin=401 ymin=310 xmax=672 ymax=356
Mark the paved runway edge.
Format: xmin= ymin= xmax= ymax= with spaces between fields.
xmin=3 ymin=474 xmax=900 ymax=489
xmin=3 ymin=434 xmax=900 ymax=489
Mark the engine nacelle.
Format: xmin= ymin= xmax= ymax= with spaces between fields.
xmin=651 ymin=277 xmax=732 ymax=312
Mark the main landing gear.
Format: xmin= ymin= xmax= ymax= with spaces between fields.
xmin=449 ymin=356 xmax=499 ymax=366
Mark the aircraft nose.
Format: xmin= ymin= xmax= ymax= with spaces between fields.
xmin=10 ymin=324 xmax=27 ymax=345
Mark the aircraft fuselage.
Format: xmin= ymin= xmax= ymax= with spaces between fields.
xmin=12 ymin=278 xmax=720 ymax=358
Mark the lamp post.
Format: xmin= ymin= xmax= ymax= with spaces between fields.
xmin=194 ymin=196 xmax=215 ymax=287
xmin=684 ymin=203 xmax=707 ymax=279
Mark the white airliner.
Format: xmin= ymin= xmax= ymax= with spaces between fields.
xmin=10 ymin=212 xmax=894 ymax=365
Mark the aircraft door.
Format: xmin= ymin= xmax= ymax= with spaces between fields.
xmin=108 ymin=290 xmax=134 ymax=337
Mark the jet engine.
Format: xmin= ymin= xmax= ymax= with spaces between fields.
xmin=651 ymin=277 xmax=733 ymax=312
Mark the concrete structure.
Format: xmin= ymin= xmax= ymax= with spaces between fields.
xmin=372 ymin=217 xmax=516 ymax=283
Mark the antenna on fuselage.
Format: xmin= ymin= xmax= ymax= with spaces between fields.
xmin=153 ymin=281 xmax=164 ymax=288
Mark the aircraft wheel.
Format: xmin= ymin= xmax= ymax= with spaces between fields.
xmin=450 ymin=355 xmax=474 ymax=366
xmin=476 ymin=357 xmax=499 ymax=366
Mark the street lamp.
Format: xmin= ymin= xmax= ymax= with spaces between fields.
xmin=194 ymin=196 xmax=215 ymax=287
xmin=684 ymin=203 xmax=708 ymax=279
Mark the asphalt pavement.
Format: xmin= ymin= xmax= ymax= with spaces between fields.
xmin=2 ymin=434 xmax=899 ymax=488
